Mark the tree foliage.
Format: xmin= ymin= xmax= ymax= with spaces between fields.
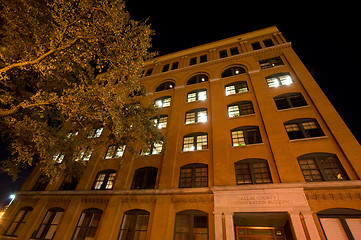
xmin=0 ymin=0 xmax=162 ymax=181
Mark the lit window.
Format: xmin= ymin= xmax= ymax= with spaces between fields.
xmin=92 ymin=169 xmax=117 ymax=190
xmin=185 ymin=109 xmax=207 ymax=124
xmin=154 ymin=96 xmax=171 ymax=108
xmin=179 ymin=164 xmax=208 ymax=188
xmin=105 ymin=145 xmax=125 ymax=159
xmin=141 ymin=141 xmax=163 ymax=155
xmin=87 ymin=127 xmax=104 ymax=138
xmin=66 ymin=131 xmax=78 ymax=139
xmin=187 ymin=89 xmax=207 ymax=102
xmin=259 ymin=57 xmax=284 ymax=69
xmin=76 ymin=147 xmax=93 ymax=161
xmin=53 ymin=153 xmax=65 ymax=163
xmin=4 ymin=207 xmax=33 ymax=237
xmin=225 ymin=81 xmax=248 ymax=96
xmin=152 ymin=115 xmax=168 ymax=129
xmin=72 ymin=208 xmax=102 ymax=240
xmin=32 ymin=208 xmax=64 ymax=240
xmin=183 ymin=133 xmax=208 ymax=151
xmin=231 ymin=126 xmax=262 ymax=146
xmin=266 ymin=73 xmax=294 ymax=88
xmin=284 ymin=118 xmax=324 ymax=140
xmin=228 ymin=101 xmax=254 ymax=117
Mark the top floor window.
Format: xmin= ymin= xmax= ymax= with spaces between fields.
xmin=155 ymin=81 xmax=175 ymax=92
xmin=219 ymin=50 xmax=228 ymax=58
xmin=251 ymin=42 xmax=262 ymax=50
xmin=162 ymin=64 xmax=170 ymax=72
xmin=171 ymin=62 xmax=179 ymax=70
xmin=221 ymin=66 xmax=246 ymax=78
xmin=144 ymin=68 xmax=153 ymax=77
xmin=259 ymin=57 xmax=284 ymax=70
xmin=187 ymin=74 xmax=209 ymax=85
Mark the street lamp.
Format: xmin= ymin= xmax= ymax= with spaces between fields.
xmin=9 ymin=194 xmax=15 ymax=205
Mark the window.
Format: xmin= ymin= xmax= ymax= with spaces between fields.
xmin=318 ymin=208 xmax=361 ymax=240
xmin=131 ymin=167 xmax=158 ymax=189
xmin=189 ymin=57 xmax=197 ymax=65
xmin=231 ymin=126 xmax=262 ymax=146
xmin=174 ymin=210 xmax=208 ymax=240
xmin=182 ymin=133 xmax=208 ymax=151
xmin=219 ymin=49 xmax=228 ymax=58
xmin=155 ymin=81 xmax=175 ymax=92
xmin=59 ymin=176 xmax=80 ymax=191
xmin=259 ymin=57 xmax=284 ymax=70
xmin=162 ymin=64 xmax=170 ymax=72
xmin=185 ymin=109 xmax=207 ymax=124
xmin=32 ymin=208 xmax=64 ymax=240
xmin=87 ymin=127 xmax=103 ymax=138
xmin=105 ymin=144 xmax=126 ymax=159
xmin=53 ymin=153 xmax=65 ymax=163
xmin=187 ymin=74 xmax=208 ymax=85
xmin=151 ymin=115 xmax=168 ymax=129
xmin=179 ymin=164 xmax=208 ymax=188
xmin=154 ymin=96 xmax=171 ymax=108
xmin=4 ymin=207 xmax=33 ymax=237
xmin=118 ymin=209 xmax=150 ymax=240
xmin=144 ymin=68 xmax=153 ymax=77
xmin=230 ymin=47 xmax=239 ymax=55
xmin=187 ymin=89 xmax=207 ymax=102
xmin=228 ymin=101 xmax=254 ymax=118
xmin=274 ymin=92 xmax=307 ymax=110
xmin=199 ymin=54 xmax=207 ymax=63
xmin=92 ymin=169 xmax=117 ymax=190
xmin=235 ymin=159 xmax=272 ymax=184
xmin=141 ymin=141 xmax=163 ymax=155
xmin=251 ymin=42 xmax=262 ymax=50
xmin=263 ymin=39 xmax=274 ymax=47
xmin=284 ymin=118 xmax=324 ymax=140
xmin=297 ymin=153 xmax=348 ymax=182
xmin=171 ymin=62 xmax=179 ymax=70
xmin=225 ymin=81 xmax=248 ymax=96
xmin=75 ymin=147 xmax=93 ymax=161
xmin=221 ymin=66 xmax=246 ymax=78
xmin=32 ymin=175 xmax=49 ymax=191
xmin=71 ymin=208 xmax=102 ymax=240
xmin=266 ymin=73 xmax=294 ymax=88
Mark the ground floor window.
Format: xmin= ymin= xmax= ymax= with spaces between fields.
xmin=71 ymin=208 xmax=102 ymax=240
xmin=118 ymin=209 xmax=150 ymax=240
xmin=174 ymin=210 xmax=208 ymax=240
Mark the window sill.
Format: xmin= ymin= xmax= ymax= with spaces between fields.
xmin=184 ymin=121 xmax=208 ymax=126
xmin=232 ymin=143 xmax=264 ymax=148
xmin=289 ymin=136 xmax=328 ymax=142
xmin=228 ymin=113 xmax=255 ymax=120
xmin=277 ymin=105 xmax=309 ymax=112
xmin=225 ymin=91 xmax=250 ymax=97
xmin=182 ymin=149 xmax=209 ymax=153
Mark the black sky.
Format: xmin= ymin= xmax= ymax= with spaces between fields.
xmin=0 ymin=1 xmax=360 ymax=207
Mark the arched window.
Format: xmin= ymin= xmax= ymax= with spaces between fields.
xmin=274 ymin=92 xmax=307 ymax=110
xmin=234 ymin=159 xmax=272 ymax=185
xmin=227 ymin=101 xmax=254 ymax=118
xmin=131 ymin=167 xmax=158 ymax=189
xmin=186 ymin=74 xmax=208 ymax=85
xmin=174 ymin=210 xmax=208 ymax=240
xmin=182 ymin=132 xmax=208 ymax=151
xmin=225 ymin=81 xmax=248 ymax=96
xmin=221 ymin=66 xmax=246 ymax=78
xmin=71 ymin=208 xmax=102 ymax=240
xmin=318 ymin=208 xmax=361 ymax=239
xmin=32 ymin=207 xmax=64 ymax=240
xmin=118 ymin=209 xmax=150 ymax=240
xmin=155 ymin=81 xmax=175 ymax=92
xmin=92 ymin=169 xmax=117 ymax=190
xmin=231 ymin=126 xmax=262 ymax=146
xmin=179 ymin=163 xmax=208 ymax=188
xmin=297 ymin=153 xmax=348 ymax=182
xmin=284 ymin=118 xmax=324 ymax=140
xmin=4 ymin=206 xmax=33 ymax=237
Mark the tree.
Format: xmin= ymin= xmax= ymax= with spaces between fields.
xmin=0 ymin=0 xmax=162 ymax=181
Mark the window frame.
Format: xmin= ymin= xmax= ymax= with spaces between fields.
xmin=174 ymin=210 xmax=209 ymax=240
xmin=221 ymin=66 xmax=246 ymax=78
xmin=87 ymin=127 xmax=104 ymax=138
xmin=154 ymin=96 xmax=171 ymax=108
xmin=266 ymin=73 xmax=294 ymax=88
xmin=224 ymin=81 xmax=249 ymax=96
xmin=179 ymin=163 xmax=208 ymax=188
xmin=274 ymin=92 xmax=308 ymax=110
xmin=155 ymin=81 xmax=175 ymax=92
xmin=182 ymin=132 xmax=208 ymax=152
xmin=32 ymin=207 xmax=64 ymax=240
xmin=231 ymin=126 xmax=262 ymax=146
xmin=92 ymin=169 xmax=117 ymax=190
xmin=234 ymin=159 xmax=272 ymax=185
xmin=131 ymin=167 xmax=158 ymax=190
xmin=104 ymin=144 xmax=126 ymax=159
xmin=151 ymin=115 xmax=168 ymax=129
xmin=118 ymin=209 xmax=150 ymax=240
xmin=227 ymin=101 xmax=255 ymax=118
xmin=186 ymin=89 xmax=207 ymax=103
xmin=284 ymin=118 xmax=325 ymax=140
xmin=185 ymin=108 xmax=208 ymax=124
xmin=4 ymin=207 xmax=33 ymax=237
xmin=71 ymin=208 xmax=103 ymax=240
xmin=259 ymin=56 xmax=284 ymax=70
xmin=186 ymin=74 xmax=209 ymax=85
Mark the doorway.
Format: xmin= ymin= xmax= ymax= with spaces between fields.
xmin=236 ymin=226 xmax=286 ymax=240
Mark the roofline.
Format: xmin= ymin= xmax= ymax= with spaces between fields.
xmin=145 ymin=26 xmax=280 ymax=64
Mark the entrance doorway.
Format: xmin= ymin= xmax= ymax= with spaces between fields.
xmin=236 ymin=226 xmax=286 ymax=240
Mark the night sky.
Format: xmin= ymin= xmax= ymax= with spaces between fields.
xmin=0 ymin=1 xmax=359 ymax=207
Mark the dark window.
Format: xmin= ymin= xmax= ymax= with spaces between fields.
xmin=231 ymin=126 xmax=262 ymax=146
xmin=225 ymin=81 xmax=248 ymax=95
xmin=297 ymin=153 xmax=348 ymax=182
xmin=174 ymin=210 xmax=208 ymax=240
xmin=144 ymin=68 xmax=153 ymax=77
xmin=274 ymin=92 xmax=308 ymax=110
xmin=118 ymin=209 xmax=150 ymax=240
xmin=199 ymin=54 xmax=207 ymax=63
xmin=187 ymin=89 xmax=207 ymax=102
xmin=228 ymin=101 xmax=254 ymax=118
xmin=259 ymin=57 xmax=284 ymax=69
xmin=179 ymin=164 xmax=208 ymax=188
xmin=235 ymin=159 xmax=272 ymax=184
xmin=32 ymin=175 xmax=49 ymax=191
xmin=219 ymin=50 xmax=228 ymax=58
xmin=263 ymin=39 xmax=275 ymax=47
xmin=131 ymin=167 xmax=158 ymax=189
xmin=317 ymin=208 xmax=361 ymax=240
xmin=155 ymin=81 xmax=175 ymax=92
xmin=284 ymin=118 xmax=324 ymax=140
xmin=162 ymin=64 xmax=170 ymax=72
xmin=266 ymin=73 xmax=294 ymax=87
xmin=186 ymin=74 xmax=208 ymax=85
xmin=59 ymin=176 xmax=80 ymax=191
xmin=221 ymin=66 xmax=246 ymax=78
xmin=4 ymin=207 xmax=33 ymax=237
xmin=171 ymin=62 xmax=179 ymax=70
xmin=251 ymin=42 xmax=262 ymax=50
xmin=71 ymin=208 xmax=102 ymax=240
xmin=182 ymin=133 xmax=208 ymax=151
xmin=230 ymin=47 xmax=239 ymax=55
xmin=190 ymin=57 xmax=197 ymax=65
xmin=32 ymin=208 xmax=64 ymax=240
xmin=185 ymin=108 xmax=207 ymax=124
xmin=92 ymin=169 xmax=117 ymax=190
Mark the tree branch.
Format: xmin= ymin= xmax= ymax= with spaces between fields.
xmin=0 ymin=102 xmax=53 ymax=117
